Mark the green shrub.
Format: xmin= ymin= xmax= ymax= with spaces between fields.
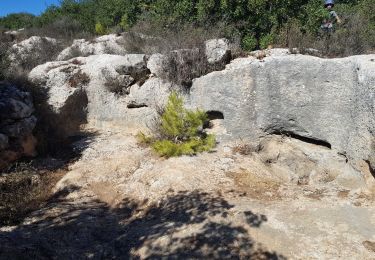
xmin=95 ymin=22 xmax=107 ymax=35
xmin=138 ymin=92 xmax=216 ymax=158
xmin=242 ymin=34 xmax=257 ymax=51
xmin=152 ymin=136 xmax=216 ymax=157
xmin=259 ymin=34 xmax=275 ymax=49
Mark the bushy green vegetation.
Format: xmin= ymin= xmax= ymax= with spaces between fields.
xmin=0 ymin=0 xmax=373 ymax=54
xmin=138 ymin=92 xmax=216 ymax=158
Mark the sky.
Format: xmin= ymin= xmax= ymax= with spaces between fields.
xmin=0 ymin=0 xmax=60 ymax=17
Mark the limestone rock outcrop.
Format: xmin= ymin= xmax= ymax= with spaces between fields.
xmin=29 ymin=54 xmax=172 ymax=134
xmin=0 ymin=83 xmax=37 ymax=169
xmin=8 ymin=36 xmax=59 ymax=73
xmin=29 ymin=49 xmax=375 ymax=180
xmin=57 ymin=34 xmax=127 ymax=61
xmin=189 ymin=53 xmax=375 ymax=172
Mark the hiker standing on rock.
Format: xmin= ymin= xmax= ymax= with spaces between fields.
xmin=321 ymin=0 xmax=342 ymax=33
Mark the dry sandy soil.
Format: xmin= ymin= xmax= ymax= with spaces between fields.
xmin=0 ymin=129 xmax=374 ymax=259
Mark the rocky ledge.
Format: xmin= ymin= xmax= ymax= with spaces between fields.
xmin=27 ymin=49 xmax=375 ymax=186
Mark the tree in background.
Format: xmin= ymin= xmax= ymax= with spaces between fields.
xmin=0 ymin=0 xmax=373 ymax=54
xmin=0 ymin=13 xmax=36 ymax=30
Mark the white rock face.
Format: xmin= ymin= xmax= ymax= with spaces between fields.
xmin=29 ymin=54 xmax=171 ymax=135
xmin=57 ymin=34 xmax=127 ymax=61
xmin=189 ymin=51 xmax=375 ymax=170
xmin=146 ymin=53 xmax=169 ymax=78
xmin=8 ymin=36 xmax=59 ymax=71
xmin=127 ymin=78 xmax=171 ymax=108
xmin=29 ymin=50 xmax=375 ymax=177
xmin=205 ymin=38 xmax=231 ymax=64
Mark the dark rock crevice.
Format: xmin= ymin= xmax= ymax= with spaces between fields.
xmin=269 ymin=131 xmax=332 ymax=149
xmin=206 ymin=111 xmax=224 ymax=120
xmin=365 ymin=160 xmax=375 ymax=179
xmin=127 ymin=103 xmax=148 ymax=109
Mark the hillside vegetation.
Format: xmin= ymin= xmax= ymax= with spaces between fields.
xmin=0 ymin=0 xmax=374 ymax=55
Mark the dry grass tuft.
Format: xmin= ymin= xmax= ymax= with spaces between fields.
xmin=227 ymin=170 xmax=281 ymax=201
xmin=232 ymin=141 xmax=259 ymax=156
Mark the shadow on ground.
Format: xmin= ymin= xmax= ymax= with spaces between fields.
xmin=0 ymin=190 xmax=285 ymax=259
xmin=0 ymin=78 xmax=97 ymax=227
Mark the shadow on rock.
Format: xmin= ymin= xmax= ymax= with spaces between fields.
xmin=0 ymin=190 xmax=285 ymax=259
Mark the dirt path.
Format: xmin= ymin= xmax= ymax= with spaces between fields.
xmin=0 ymin=130 xmax=374 ymax=259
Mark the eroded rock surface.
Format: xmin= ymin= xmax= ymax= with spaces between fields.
xmin=189 ymin=52 xmax=375 ymax=174
xmin=57 ymin=34 xmax=127 ymax=61
xmin=1 ymin=130 xmax=374 ymax=259
xmin=28 ymin=50 xmax=375 ymax=180
xmin=0 ymin=83 xmax=37 ymax=169
xmin=8 ymin=36 xmax=60 ymax=73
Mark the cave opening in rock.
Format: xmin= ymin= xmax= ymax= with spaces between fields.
xmin=206 ymin=111 xmax=224 ymax=120
xmin=204 ymin=111 xmax=224 ymax=129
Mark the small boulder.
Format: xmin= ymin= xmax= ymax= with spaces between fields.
xmin=147 ymin=53 xmax=170 ymax=78
xmin=205 ymin=38 xmax=231 ymax=64
xmin=127 ymin=78 xmax=172 ymax=108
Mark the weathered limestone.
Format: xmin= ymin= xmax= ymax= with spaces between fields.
xmin=28 ymin=49 xmax=375 ymax=182
xmin=189 ymin=53 xmax=375 ymax=171
xmin=29 ymin=54 xmax=171 ymax=133
xmin=57 ymin=34 xmax=127 ymax=61
xmin=8 ymin=36 xmax=59 ymax=72
xmin=205 ymin=38 xmax=231 ymax=64
xmin=147 ymin=53 xmax=170 ymax=78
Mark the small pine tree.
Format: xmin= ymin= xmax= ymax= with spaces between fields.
xmin=138 ymin=92 xmax=216 ymax=158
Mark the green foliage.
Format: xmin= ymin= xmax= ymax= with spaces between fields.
xmin=242 ymin=34 xmax=257 ymax=51
xmin=0 ymin=0 xmax=373 ymax=54
xmin=95 ymin=22 xmax=107 ymax=35
xmin=139 ymin=92 xmax=216 ymax=158
xmin=160 ymin=92 xmax=208 ymax=141
xmin=152 ymin=135 xmax=216 ymax=157
xmin=0 ymin=13 xmax=36 ymax=30
xmin=136 ymin=132 xmax=154 ymax=146
xmin=259 ymin=34 xmax=274 ymax=49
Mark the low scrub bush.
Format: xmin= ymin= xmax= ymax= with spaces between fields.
xmin=232 ymin=140 xmax=259 ymax=156
xmin=68 ymin=70 xmax=90 ymax=88
xmin=0 ymin=34 xmax=11 ymax=80
xmin=138 ymin=92 xmax=216 ymax=158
